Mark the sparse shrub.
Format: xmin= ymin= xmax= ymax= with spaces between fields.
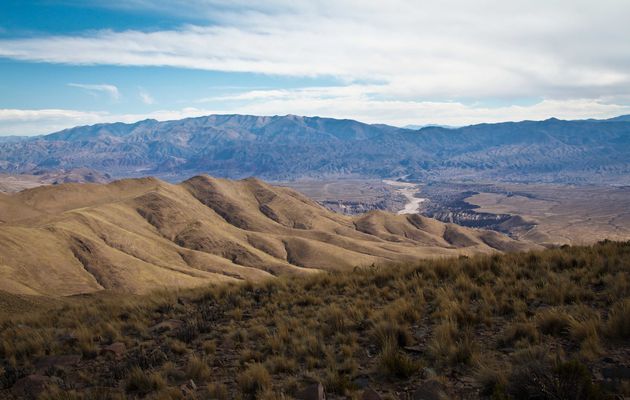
xmin=570 ymin=315 xmax=600 ymax=343
xmin=162 ymin=361 xmax=186 ymax=383
xmin=384 ymin=297 xmax=422 ymax=324
xmin=499 ymin=322 xmax=540 ymax=348
xmin=371 ymin=320 xmax=413 ymax=349
xmin=240 ymin=348 xmax=264 ymax=365
xmin=238 ymin=363 xmax=272 ymax=400
xmin=229 ymin=307 xmax=244 ymax=321
xmin=569 ymin=317 xmax=602 ymax=359
xmin=206 ymin=382 xmax=229 ymax=400
xmin=38 ymin=385 xmax=83 ymax=400
xmin=168 ymin=339 xmax=188 ymax=355
xmin=0 ymin=360 xmax=24 ymax=390
xmin=203 ymin=339 xmax=217 ymax=355
xmin=0 ymin=327 xmax=48 ymax=361
xmin=186 ymin=355 xmax=211 ymax=382
xmin=175 ymin=318 xmax=199 ymax=343
xmin=249 ymin=323 xmax=268 ymax=340
xmin=377 ymin=339 xmax=420 ymax=378
xmin=324 ymin=366 xmax=353 ymax=394
xmin=322 ymin=304 xmax=348 ymax=334
xmin=605 ymin=298 xmax=630 ymax=340
xmin=125 ymin=367 xmax=166 ymax=395
xmin=427 ymin=318 xmax=457 ymax=362
xmin=127 ymin=346 xmax=168 ymax=370
xmin=265 ymin=355 xmax=298 ymax=374
xmin=230 ymin=327 xmax=249 ymax=343
xmin=475 ymin=363 xmax=509 ymax=398
xmin=508 ymin=355 xmax=602 ymax=400
xmin=536 ymin=309 xmax=573 ymax=337
xmin=453 ymin=334 xmax=477 ymax=365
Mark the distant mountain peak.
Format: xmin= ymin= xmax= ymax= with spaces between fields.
xmin=1 ymin=113 xmax=629 ymax=185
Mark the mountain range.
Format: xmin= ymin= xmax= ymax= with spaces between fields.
xmin=1 ymin=114 xmax=629 ymax=184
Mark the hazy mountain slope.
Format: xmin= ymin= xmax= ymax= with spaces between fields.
xmin=0 ymin=168 xmax=110 ymax=193
xmin=0 ymin=176 xmax=536 ymax=296
xmin=1 ymin=114 xmax=628 ymax=183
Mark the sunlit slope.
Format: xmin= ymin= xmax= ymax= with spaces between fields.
xmin=0 ymin=176 xmax=538 ymax=296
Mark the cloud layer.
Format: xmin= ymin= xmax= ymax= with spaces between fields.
xmin=1 ymin=0 xmax=629 ymax=134
xmin=3 ymin=1 xmax=630 ymax=99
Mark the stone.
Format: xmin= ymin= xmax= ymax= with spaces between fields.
xmin=404 ymin=345 xmax=424 ymax=353
xmin=150 ymin=319 xmax=184 ymax=333
xmin=296 ymin=382 xmax=326 ymax=400
xmin=101 ymin=342 xmax=126 ymax=358
xmin=352 ymin=374 xmax=371 ymax=389
xmin=362 ymin=387 xmax=382 ymax=400
xmin=58 ymin=332 xmax=79 ymax=346
xmin=11 ymin=374 xmax=54 ymax=399
xmin=422 ymin=367 xmax=437 ymax=379
xmin=412 ymin=380 xmax=449 ymax=400
xmin=180 ymin=379 xmax=197 ymax=395
xmin=602 ymin=366 xmax=630 ymax=380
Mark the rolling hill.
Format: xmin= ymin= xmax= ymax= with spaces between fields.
xmin=1 ymin=114 xmax=629 ymax=184
xmin=0 ymin=175 xmax=536 ymax=297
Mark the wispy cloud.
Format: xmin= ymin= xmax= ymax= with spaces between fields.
xmin=3 ymin=96 xmax=630 ymax=136
xmin=1 ymin=1 xmax=630 ymax=130
xmin=0 ymin=107 xmax=216 ymax=136
xmin=0 ymin=0 xmax=628 ymax=102
xmin=199 ymin=87 xmax=630 ymax=127
xmin=138 ymin=88 xmax=155 ymax=104
xmin=68 ymin=83 xmax=120 ymax=100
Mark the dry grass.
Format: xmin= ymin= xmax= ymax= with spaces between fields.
xmin=1 ymin=241 xmax=629 ymax=398
xmin=238 ymin=363 xmax=272 ymax=399
xmin=185 ymin=355 xmax=211 ymax=383
xmin=605 ymin=299 xmax=630 ymax=340
xmin=377 ymin=339 xmax=420 ymax=378
xmin=125 ymin=367 xmax=166 ymax=395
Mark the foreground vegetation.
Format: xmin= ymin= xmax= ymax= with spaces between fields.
xmin=1 ymin=241 xmax=629 ymax=399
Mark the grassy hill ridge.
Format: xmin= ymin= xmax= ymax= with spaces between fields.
xmin=0 ymin=175 xmax=534 ymax=297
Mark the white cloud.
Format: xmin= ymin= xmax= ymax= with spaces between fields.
xmin=68 ymin=83 xmax=120 ymax=100
xmin=2 ymin=95 xmax=629 ymax=136
xmin=0 ymin=109 xmax=109 ymax=136
xmin=0 ymin=0 xmax=629 ymax=102
xmin=1 ymin=1 xmax=629 ymax=130
xmin=139 ymin=89 xmax=155 ymax=104
xmin=0 ymin=108 xmax=220 ymax=136
xmin=205 ymin=86 xmax=630 ymax=127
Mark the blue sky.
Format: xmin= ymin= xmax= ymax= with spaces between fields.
xmin=1 ymin=0 xmax=630 ymax=135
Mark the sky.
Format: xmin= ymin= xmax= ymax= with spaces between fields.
xmin=1 ymin=0 xmax=630 ymax=136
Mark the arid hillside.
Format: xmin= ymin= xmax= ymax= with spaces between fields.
xmin=0 ymin=176 xmax=536 ymax=297
xmin=0 ymin=242 xmax=628 ymax=399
